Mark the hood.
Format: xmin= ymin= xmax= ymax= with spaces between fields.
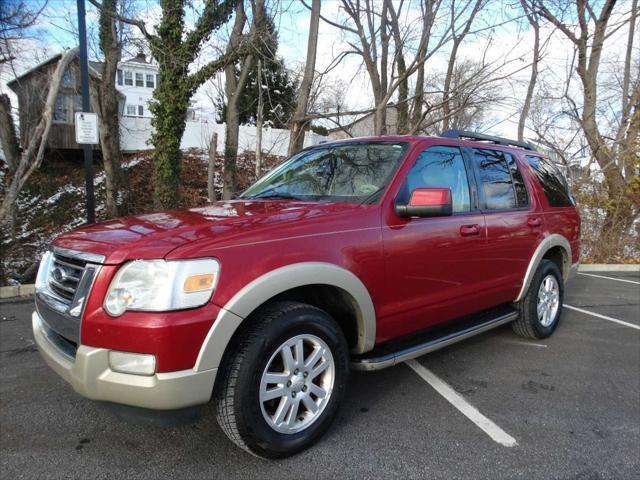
xmin=52 ymin=200 xmax=361 ymax=264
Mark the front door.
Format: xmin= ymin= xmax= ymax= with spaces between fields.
xmin=379 ymin=145 xmax=490 ymax=341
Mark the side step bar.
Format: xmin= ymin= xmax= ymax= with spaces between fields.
xmin=351 ymin=309 xmax=518 ymax=371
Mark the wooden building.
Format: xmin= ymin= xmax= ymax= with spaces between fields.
xmin=7 ymin=51 xmax=123 ymax=151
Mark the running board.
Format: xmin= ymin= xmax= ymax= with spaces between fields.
xmin=351 ymin=306 xmax=518 ymax=371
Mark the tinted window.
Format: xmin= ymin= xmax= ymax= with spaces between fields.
xmin=397 ymin=146 xmax=471 ymax=213
xmin=526 ymin=156 xmax=574 ymax=207
xmin=473 ymin=148 xmax=516 ymax=210
xmin=505 ymin=153 xmax=529 ymax=207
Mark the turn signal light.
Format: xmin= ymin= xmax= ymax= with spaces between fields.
xmin=183 ymin=274 xmax=216 ymax=293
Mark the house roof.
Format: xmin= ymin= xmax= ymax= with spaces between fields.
xmin=326 ymin=103 xmax=398 ymax=134
xmin=7 ymin=50 xmax=103 ymax=91
xmin=123 ymin=52 xmax=149 ymax=64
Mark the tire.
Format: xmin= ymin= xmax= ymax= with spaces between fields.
xmin=513 ymin=259 xmax=564 ymax=339
xmin=214 ymin=301 xmax=350 ymax=458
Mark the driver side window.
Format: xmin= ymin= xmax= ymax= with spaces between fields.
xmin=397 ymin=146 xmax=471 ymax=213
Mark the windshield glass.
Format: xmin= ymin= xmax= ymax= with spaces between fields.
xmin=241 ymin=142 xmax=409 ymax=203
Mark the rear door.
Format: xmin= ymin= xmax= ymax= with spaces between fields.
xmin=379 ymin=144 xmax=489 ymax=340
xmin=466 ymin=147 xmax=544 ymax=302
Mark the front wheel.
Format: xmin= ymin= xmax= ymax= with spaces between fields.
xmin=214 ymin=301 xmax=349 ymax=458
xmin=513 ymin=259 xmax=564 ymax=339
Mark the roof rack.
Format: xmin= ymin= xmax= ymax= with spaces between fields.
xmin=441 ymin=129 xmax=537 ymax=151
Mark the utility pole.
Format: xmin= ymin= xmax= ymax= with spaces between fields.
xmin=77 ymin=0 xmax=96 ymax=224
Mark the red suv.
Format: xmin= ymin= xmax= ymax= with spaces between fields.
xmin=33 ymin=131 xmax=580 ymax=458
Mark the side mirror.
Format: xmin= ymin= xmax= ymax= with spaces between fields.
xmin=395 ymin=188 xmax=453 ymax=218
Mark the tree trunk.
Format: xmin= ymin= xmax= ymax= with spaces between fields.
xmin=149 ymin=63 xmax=189 ymax=208
xmin=388 ymin=3 xmax=408 ymax=133
xmin=0 ymin=94 xmax=20 ymax=237
xmin=223 ymin=48 xmax=253 ymax=200
xmin=411 ymin=61 xmax=425 ymax=131
xmin=442 ymin=0 xmax=482 ymax=132
xmin=0 ymin=48 xmax=79 ymax=224
xmin=288 ymin=0 xmax=320 ymax=156
xmin=255 ymin=58 xmax=263 ymax=178
xmin=517 ymin=0 xmax=540 ymax=142
xmin=441 ymin=41 xmax=460 ymax=132
xmin=0 ymin=94 xmax=19 ymax=171
xmin=96 ymin=0 xmax=123 ymax=218
xmin=208 ymin=132 xmax=217 ymax=202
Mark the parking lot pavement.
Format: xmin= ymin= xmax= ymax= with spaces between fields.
xmin=1 ymin=273 xmax=638 ymax=479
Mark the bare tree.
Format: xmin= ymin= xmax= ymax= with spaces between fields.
xmin=222 ymin=0 xmax=268 ymax=200
xmin=442 ymin=0 xmax=484 ymax=132
xmin=410 ymin=0 xmax=439 ymax=131
xmin=517 ymin=0 xmax=541 ymax=141
xmin=288 ymin=0 xmax=320 ymax=155
xmin=533 ymin=0 xmax=639 ymax=255
xmin=92 ymin=0 xmax=122 ymax=218
xmin=318 ymin=0 xmax=454 ymax=135
xmin=0 ymin=0 xmax=46 ymax=66
xmin=0 ymin=48 xmax=79 ymax=224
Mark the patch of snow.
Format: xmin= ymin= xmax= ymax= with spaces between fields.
xmin=45 ymin=185 xmax=83 ymax=204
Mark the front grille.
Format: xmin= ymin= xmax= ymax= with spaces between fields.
xmin=35 ymin=247 xmax=104 ymax=350
xmin=48 ymin=253 xmax=87 ymax=304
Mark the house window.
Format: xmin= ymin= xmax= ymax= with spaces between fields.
xmin=146 ymin=74 xmax=154 ymax=88
xmin=126 ymin=105 xmax=136 ymax=116
xmin=135 ymin=73 xmax=143 ymax=87
xmin=54 ymin=95 xmax=69 ymax=123
xmin=62 ymin=69 xmax=74 ymax=87
xmin=124 ymin=71 xmax=133 ymax=86
xmin=117 ymin=69 xmax=123 ymax=86
xmin=138 ymin=105 xmax=144 ymax=116
xmin=72 ymin=95 xmax=83 ymax=113
xmin=156 ymin=74 xmax=160 ymax=87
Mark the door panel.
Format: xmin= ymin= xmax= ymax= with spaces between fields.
xmin=378 ymin=145 xmax=494 ymax=342
xmin=379 ymin=213 xmax=489 ymax=341
xmin=470 ymin=148 xmax=544 ymax=301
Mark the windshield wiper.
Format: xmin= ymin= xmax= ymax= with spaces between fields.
xmin=247 ymin=191 xmax=302 ymax=200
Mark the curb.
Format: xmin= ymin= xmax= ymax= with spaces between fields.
xmin=0 ymin=284 xmax=35 ymax=300
xmin=578 ymin=264 xmax=640 ymax=272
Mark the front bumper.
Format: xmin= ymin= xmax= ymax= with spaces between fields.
xmin=32 ymin=311 xmax=217 ymax=410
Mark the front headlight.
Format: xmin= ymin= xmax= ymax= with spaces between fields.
xmin=104 ymin=258 xmax=220 ymax=317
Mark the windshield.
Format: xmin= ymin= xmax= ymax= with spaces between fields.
xmin=240 ymin=142 xmax=409 ymax=203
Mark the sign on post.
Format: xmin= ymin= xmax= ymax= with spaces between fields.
xmin=74 ymin=112 xmax=99 ymax=145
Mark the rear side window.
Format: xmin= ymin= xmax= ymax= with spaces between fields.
xmin=526 ymin=156 xmax=574 ymax=207
xmin=472 ymin=148 xmax=528 ymax=210
xmin=505 ymin=153 xmax=529 ymax=207
xmin=397 ymin=146 xmax=471 ymax=213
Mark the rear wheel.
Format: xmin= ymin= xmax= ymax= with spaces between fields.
xmin=214 ymin=301 xmax=349 ymax=458
xmin=513 ymin=259 xmax=564 ymax=339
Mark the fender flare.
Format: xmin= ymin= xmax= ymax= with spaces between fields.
xmin=515 ymin=234 xmax=572 ymax=302
xmin=194 ymin=262 xmax=376 ymax=372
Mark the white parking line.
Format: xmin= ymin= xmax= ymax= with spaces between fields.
xmin=578 ymin=272 xmax=640 ymax=285
xmin=405 ymin=359 xmax=518 ymax=447
xmin=564 ymin=304 xmax=640 ymax=330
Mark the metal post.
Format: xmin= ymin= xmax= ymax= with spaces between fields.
xmin=77 ymin=0 xmax=95 ymax=224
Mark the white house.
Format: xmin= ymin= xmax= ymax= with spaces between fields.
xmin=6 ymin=50 xmax=327 ymax=155
xmin=115 ymin=52 xmax=158 ymax=118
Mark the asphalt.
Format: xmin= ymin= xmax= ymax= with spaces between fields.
xmin=1 ymin=272 xmax=638 ymax=479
